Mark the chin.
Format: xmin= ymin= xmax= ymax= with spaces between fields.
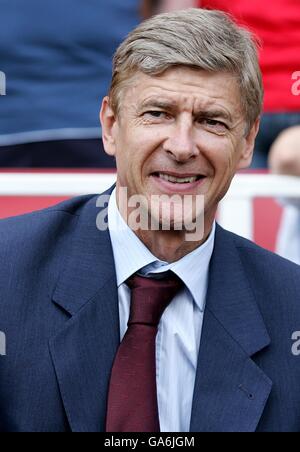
xmin=149 ymin=212 xmax=194 ymax=232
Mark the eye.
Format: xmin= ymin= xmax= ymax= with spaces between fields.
xmin=143 ymin=111 xmax=171 ymax=120
xmin=197 ymin=117 xmax=228 ymax=133
xmin=147 ymin=111 xmax=164 ymax=118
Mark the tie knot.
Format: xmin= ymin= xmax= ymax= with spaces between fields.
xmin=126 ymin=271 xmax=183 ymax=327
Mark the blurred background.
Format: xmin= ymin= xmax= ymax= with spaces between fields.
xmin=0 ymin=0 xmax=300 ymax=262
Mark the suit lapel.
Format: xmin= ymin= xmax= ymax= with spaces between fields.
xmin=190 ymin=225 xmax=272 ymax=432
xmin=49 ymin=189 xmax=120 ymax=432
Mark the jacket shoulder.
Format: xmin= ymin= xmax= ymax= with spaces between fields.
xmin=0 ymin=194 xmax=99 ymax=272
xmin=230 ymin=229 xmax=300 ymax=275
xmin=223 ymin=228 xmax=300 ymax=307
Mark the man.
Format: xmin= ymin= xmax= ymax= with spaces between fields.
xmin=0 ymin=9 xmax=300 ymax=433
xmin=269 ymin=126 xmax=300 ymax=265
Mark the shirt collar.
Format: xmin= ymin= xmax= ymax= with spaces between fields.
xmin=108 ymin=188 xmax=216 ymax=312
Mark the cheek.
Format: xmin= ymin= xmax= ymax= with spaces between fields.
xmin=219 ymin=134 xmax=241 ymax=165
xmin=115 ymin=130 xmax=151 ymax=181
xmin=130 ymin=129 xmax=163 ymax=166
xmin=199 ymin=136 xmax=235 ymax=174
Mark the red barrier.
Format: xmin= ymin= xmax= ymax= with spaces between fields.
xmin=0 ymin=170 xmax=284 ymax=252
xmin=0 ymin=196 xmax=70 ymax=220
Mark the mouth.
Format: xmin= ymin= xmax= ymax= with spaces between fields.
xmin=150 ymin=171 xmax=207 ymax=193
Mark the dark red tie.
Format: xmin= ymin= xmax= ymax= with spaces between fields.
xmin=106 ymin=271 xmax=183 ymax=432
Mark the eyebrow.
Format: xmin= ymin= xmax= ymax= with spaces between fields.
xmin=139 ymin=99 xmax=178 ymax=111
xmin=139 ymin=99 xmax=233 ymax=123
xmin=195 ymin=109 xmax=233 ymax=123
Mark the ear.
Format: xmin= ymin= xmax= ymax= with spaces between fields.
xmin=237 ymin=118 xmax=260 ymax=170
xmin=100 ymin=96 xmax=118 ymax=157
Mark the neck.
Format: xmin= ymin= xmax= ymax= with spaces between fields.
xmin=116 ymin=186 xmax=215 ymax=263
xmin=134 ymin=225 xmax=214 ymax=263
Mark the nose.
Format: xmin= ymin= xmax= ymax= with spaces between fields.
xmin=163 ymin=117 xmax=198 ymax=163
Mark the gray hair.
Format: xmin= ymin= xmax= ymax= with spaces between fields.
xmin=109 ymin=8 xmax=263 ymax=131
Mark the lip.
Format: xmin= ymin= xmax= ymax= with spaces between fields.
xmin=152 ymin=171 xmax=203 ymax=178
xmin=150 ymin=173 xmax=207 ymax=194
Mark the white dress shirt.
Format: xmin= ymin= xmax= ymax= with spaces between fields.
xmin=108 ymin=188 xmax=216 ymax=432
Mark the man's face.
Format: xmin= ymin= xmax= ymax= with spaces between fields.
xmin=101 ymin=67 xmax=259 ymax=230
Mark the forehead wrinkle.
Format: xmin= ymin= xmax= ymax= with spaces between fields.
xmin=140 ymin=97 xmax=178 ymax=110
xmin=127 ymin=68 xmax=241 ymax=105
xmin=139 ymin=90 xmax=219 ymax=110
